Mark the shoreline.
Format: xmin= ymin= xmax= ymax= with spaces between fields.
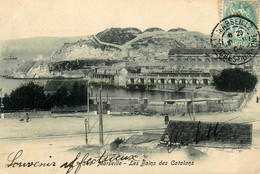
xmin=0 ymin=75 xmax=84 ymax=80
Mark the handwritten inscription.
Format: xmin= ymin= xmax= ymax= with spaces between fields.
xmin=4 ymin=150 xmax=195 ymax=173
xmin=6 ymin=150 xmax=56 ymax=168
xmin=166 ymin=121 xmax=222 ymax=153
xmin=5 ymin=150 xmax=139 ymax=174
xmin=60 ymin=150 xmax=138 ymax=174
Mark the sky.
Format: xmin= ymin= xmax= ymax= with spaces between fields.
xmin=0 ymin=0 xmax=220 ymax=40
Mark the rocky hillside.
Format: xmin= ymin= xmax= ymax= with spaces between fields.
xmin=168 ymin=28 xmax=187 ymax=32
xmin=51 ymin=27 xmax=211 ymax=62
xmin=51 ymin=36 xmax=122 ymax=61
xmin=144 ymin=27 xmax=165 ymax=32
xmin=96 ymin=27 xmax=142 ymax=45
xmin=128 ymin=31 xmax=210 ymax=58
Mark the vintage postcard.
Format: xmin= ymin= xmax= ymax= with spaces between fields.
xmin=0 ymin=0 xmax=260 ymax=173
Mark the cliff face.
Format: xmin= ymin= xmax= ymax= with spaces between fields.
xmin=51 ymin=28 xmax=211 ymax=62
xmin=51 ymin=36 xmax=122 ymax=62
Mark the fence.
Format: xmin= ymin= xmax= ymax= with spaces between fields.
xmin=145 ymin=92 xmax=250 ymax=115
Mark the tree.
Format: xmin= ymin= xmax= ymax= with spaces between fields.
xmin=213 ymin=68 xmax=257 ymax=92
xmin=3 ymin=94 xmax=12 ymax=111
xmin=2 ymin=81 xmax=94 ymax=111
xmin=68 ymin=82 xmax=87 ymax=106
xmin=52 ymin=86 xmax=69 ymax=107
xmin=3 ymin=82 xmax=46 ymax=110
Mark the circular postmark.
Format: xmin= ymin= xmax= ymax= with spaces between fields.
xmin=210 ymin=15 xmax=260 ymax=65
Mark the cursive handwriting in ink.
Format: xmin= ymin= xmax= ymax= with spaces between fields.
xmin=167 ymin=122 xmax=223 ymax=153
xmin=60 ymin=150 xmax=139 ymax=174
xmin=60 ymin=152 xmax=90 ymax=174
xmin=6 ymin=150 xmax=56 ymax=168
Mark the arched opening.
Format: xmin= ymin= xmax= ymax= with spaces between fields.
xmin=203 ymin=79 xmax=209 ymax=85
xmin=127 ymin=78 xmax=134 ymax=84
xmin=159 ymin=79 xmax=166 ymax=85
xmin=179 ymin=79 xmax=186 ymax=85
xmin=126 ymin=79 xmax=131 ymax=85
xmin=136 ymin=78 xmax=144 ymax=84
xmin=147 ymin=78 xmax=156 ymax=84
xmin=168 ymin=79 xmax=176 ymax=85
xmin=193 ymin=79 xmax=199 ymax=85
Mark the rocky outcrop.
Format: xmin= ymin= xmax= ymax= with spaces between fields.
xmin=50 ymin=36 xmax=122 ymax=62
xmin=168 ymin=28 xmax=188 ymax=32
xmin=51 ymin=28 xmax=210 ymax=62
xmin=144 ymin=27 xmax=165 ymax=32
xmin=96 ymin=27 xmax=142 ymax=45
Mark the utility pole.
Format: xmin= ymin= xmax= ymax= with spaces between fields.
xmin=192 ymin=82 xmax=195 ymax=121
xmin=85 ymin=82 xmax=90 ymax=145
xmin=90 ymin=86 xmax=93 ymax=97
xmin=0 ymin=89 xmax=4 ymax=120
xmin=0 ymin=95 xmax=2 ymax=118
xmin=99 ymin=88 xmax=104 ymax=146
xmin=0 ymin=89 xmax=2 ymax=114
xmin=87 ymin=83 xmax=90 ymax=131
xmin=84 ymin=119 xmax=88 ymax=144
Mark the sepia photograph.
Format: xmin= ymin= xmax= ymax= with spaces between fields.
xmin=0 ymin=0 xmax=260 ymax=173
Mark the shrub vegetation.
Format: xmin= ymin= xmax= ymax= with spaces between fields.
xmin=213 ymin=68 xmax=257 ymax=92
xmin=3 ymin=82 xmax=93 ymax=111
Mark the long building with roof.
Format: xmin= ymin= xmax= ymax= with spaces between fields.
xmin=167 ymin=48 xmax=254 ymax=73
xmin=88 ymin=48 xmax=256 ymax=90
